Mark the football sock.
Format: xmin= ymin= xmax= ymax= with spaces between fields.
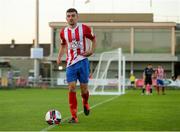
xmin=150 ymin=88 xmax=152 ymax=93
xmin=81 ymin=91 xmax=89 ymax=105
xmin=142 ymin=88 xmax=145 ymax=94
xmin=162 ymin=87 xmax=165 ymax=94
xmin=69 ymin=92 xmax=77 ymax=119
xmin=146 ymin=85 xmax=150 ymax=94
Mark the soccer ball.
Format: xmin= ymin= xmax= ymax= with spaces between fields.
xmin=45 ymin=109 xmax=62 ymax=125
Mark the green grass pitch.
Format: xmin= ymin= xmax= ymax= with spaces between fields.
xmin=0 ymin=88 xmax=180 ymax=131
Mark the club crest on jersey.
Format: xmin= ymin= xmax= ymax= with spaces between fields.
xmin=70 ymin=40 xmax=81 ymax=50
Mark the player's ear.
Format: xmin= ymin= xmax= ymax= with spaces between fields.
xmin=66 ymin=15 xmax=68 ymax=21
xmin=76 ymin=14 xmax=79 ymax=19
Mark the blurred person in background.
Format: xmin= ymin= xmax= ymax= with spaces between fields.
xmin=129 ymin=73 xmax=136 ymax=88
xmin=142 ymin=64 xmax=154 ymax=95
xmin=155 ymin=65 xmax=165 ymax=95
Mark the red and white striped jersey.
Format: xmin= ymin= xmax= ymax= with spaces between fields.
xmin=156 ymin=68 xmax=164 ymax=80
xmin=60 ymin=23 xmax=95 ymax=67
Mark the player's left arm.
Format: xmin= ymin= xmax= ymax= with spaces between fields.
xmin=83 ymin=38 xmax=96 ymax=57
xmin=152 ymin=68 xmax=155 ymax=79
xmin=163 ymin=69 xmax=166 ymax=79
xmin=143 ymin=69 xmax=146 ymax=81
xmin=154 ymin=69 xmax=157 ymax=79
xmin=82 ymin=25 xmax=96 ymax=57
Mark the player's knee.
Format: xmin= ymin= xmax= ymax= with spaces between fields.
xmin=80 ymin=84 xmax=88 ymax=93
xmin=69 ymin=88 xmax=76 ymax=92
xmin=68 ymin=83 xmax=76 ymax=92
xmin=69 ymin=86 xmax=76 ymax=92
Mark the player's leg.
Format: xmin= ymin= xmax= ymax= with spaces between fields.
xmin=142 ymin=86 xmax=145 ymax=95
xmin=160 ymin=79 xmax=165 ymax=95
xmin=156 ymin=79 xmax=160 ymax=95
xmin=146 ymin=84 xmax=151 ymax=95
xmin=66 ymin=65 xmax=78 ymax=123
xmin=131 ymin=81 xmax=135 ymax=88
xmin=156 ymin=85 xmax=160 ymax=94
xmin=80 ymin=83 xmax=90 ymax=115
xmin=149 ymin=86 xmax=152 ymax=94
xmin=149 ymin=80 xmax=153 ymax=94
xmin=68 ymin=82 xmax=78 ymax=123
xmin=79 ymin=59 xmax=90 ymax=115
xmin=162 ymin=86 xmax=165 ymax=95
xmin=132 ymin=81 xmax=135 ymax=88
xmin=142 ymin=80 xmax=147 ymax=95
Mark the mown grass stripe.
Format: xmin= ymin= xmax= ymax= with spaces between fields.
xmin=41 ymin=95 xmax=119 ymax=131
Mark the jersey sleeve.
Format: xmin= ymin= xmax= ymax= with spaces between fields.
xmin=143 ymin=68 xmax=146 ymax=74
xmin=155 ymin=70 xmax=158 ymax=75
xmin=60 ymin=28 xmax=66 ymax=45
xmin=83 ymin=24 xmax=95 ymax=40
xmin=152 ymin=68 xmax=155 ymax=73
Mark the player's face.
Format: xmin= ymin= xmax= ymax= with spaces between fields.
xmin=66 ymin=12 xmax=78 ymax=27
xmin=148 ymin=64 xmax=152 ymax=69
xmin=158 ymin=65 xmax=162 ymax=69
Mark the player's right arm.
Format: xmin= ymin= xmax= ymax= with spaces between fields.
xmin=154 ymin=69 xmax=158 ymax=79
xmin=143 ymin=69 xmax=146 ymax=81
xmin=57 ymin=44 xmax=66 ymax=65
xmin=57 ymin=28 xmax=66 ymax=65
xmin=143 ymin=69 xmax=146 ymax=87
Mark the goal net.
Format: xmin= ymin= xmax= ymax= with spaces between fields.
xmin=89 ymin=48 xmax=126 ymax=95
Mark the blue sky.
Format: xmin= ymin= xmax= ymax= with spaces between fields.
xmin=0 ymin=0 xmax=179 ymax=43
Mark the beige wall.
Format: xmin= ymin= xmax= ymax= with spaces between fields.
xmin=78 ymin=13 xmax=153 ymax=22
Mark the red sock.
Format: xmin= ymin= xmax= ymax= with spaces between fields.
xmin=81 ymin=91 xmax=89 ymax=105
xmin=69 ymin=92 xmax=77 ymax=118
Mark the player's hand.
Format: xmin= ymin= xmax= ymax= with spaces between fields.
xmin=57 ymin=58 xmax=62 ymax=65
xmin=81 ymin=50 xmax=94 ymax=57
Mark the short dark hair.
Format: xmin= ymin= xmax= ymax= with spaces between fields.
xmin=66 ymin=8 xmax=78 ymax=14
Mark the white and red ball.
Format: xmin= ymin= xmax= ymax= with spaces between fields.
xmin=45 ymin=110 xmax=61 ymax=125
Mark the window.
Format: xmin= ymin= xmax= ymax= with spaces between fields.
xmin=176 ymin=31 xmax=180 ymax=54
xmin=134 ymin=29 xmax=171 ymax=53
xmin=93 ymin=28 xmax=130 ymax=53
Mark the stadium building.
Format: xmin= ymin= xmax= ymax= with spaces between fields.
xmin=0 ymin=13 xmax=180 ymax=86
xmin=49 ymin=13 xmax=180 ymax=78
xmin=0 ymin=41 xmax=51 ymax=80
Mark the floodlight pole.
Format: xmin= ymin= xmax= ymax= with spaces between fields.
xmin=34 ymin=0 xmax=40 ymax=85
xmin=72 ymin=0 xmax=75 ymax=7
xmin=150 ymin=0 xmax=152 ymax=7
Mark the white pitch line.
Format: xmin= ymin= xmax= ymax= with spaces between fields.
xmin=41 ymin=95 xmax=120 ymax=131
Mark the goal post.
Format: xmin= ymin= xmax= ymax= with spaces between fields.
xmin=89 ymin=48 xmax=126 ymax=95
